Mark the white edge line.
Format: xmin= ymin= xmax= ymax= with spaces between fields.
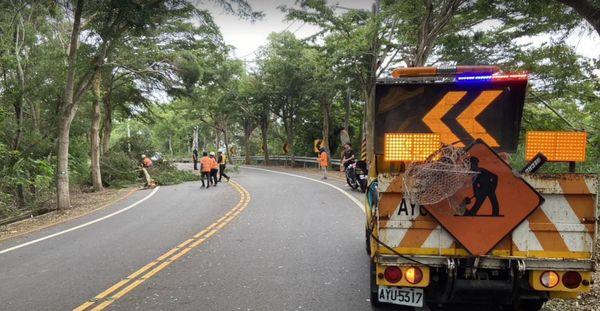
xmin=243 ymin=167 xmax=364 ymax=213
xmin=0 ymin=187 xmax=160 ymax=255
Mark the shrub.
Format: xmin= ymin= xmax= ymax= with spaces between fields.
xmin=148 ymin=161 xmax=198 ymax=185
xmin=101 ymin=151 xmax=140 ymax=187
xmin=0 ymin=143 xmax=55 ymax=212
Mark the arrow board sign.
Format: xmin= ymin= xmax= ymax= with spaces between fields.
xmin=374 ymin=79 xmax=527 ymax=153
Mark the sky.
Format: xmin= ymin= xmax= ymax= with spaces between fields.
xmin=194 ymin=1 xmax=600 ymax=64
xmin=199 ymin=0 xmax=370 ymax=61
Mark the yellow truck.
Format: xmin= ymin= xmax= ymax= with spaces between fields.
xmin=365 ymin=66 xmax=597 ymax=310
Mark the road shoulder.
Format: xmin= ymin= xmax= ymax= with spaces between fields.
xmin=0 ymin=187 xmax=137 ymax=242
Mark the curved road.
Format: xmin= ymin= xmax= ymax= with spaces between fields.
xmin=0 ymin=167 xmax=410 ymax=311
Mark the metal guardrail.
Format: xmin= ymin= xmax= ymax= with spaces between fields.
xmin=231 ymin=155 xmax=341 ymax=168
xmin=175 ymin=155 xmax=341 ymax=168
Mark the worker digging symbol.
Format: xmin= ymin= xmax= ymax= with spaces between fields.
xmin=462 ymin=156 xmax=501 ymax=217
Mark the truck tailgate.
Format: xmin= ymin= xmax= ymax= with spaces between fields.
xmin=376 ymin=173 xmax=598 ymax=259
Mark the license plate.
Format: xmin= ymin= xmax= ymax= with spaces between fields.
xmin=378 ymin=286 xmax=424 ymax=307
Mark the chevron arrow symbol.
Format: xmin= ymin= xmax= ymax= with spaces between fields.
xmin=423 ymin=91 xmax=467 ymax=146
xmin=457 ymin=90 xmax=503 ymax=147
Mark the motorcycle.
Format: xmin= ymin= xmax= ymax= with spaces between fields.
xmin=345 ymin=160 xmax=368 ymax=193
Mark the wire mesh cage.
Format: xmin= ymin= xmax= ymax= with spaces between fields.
xmin=403 ymin=145 xmax=478 ymax=209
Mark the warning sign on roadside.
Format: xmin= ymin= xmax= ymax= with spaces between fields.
xmin=423 ymin=139 xmax=544 ymax=256
xmin=313 ymin=139 xmax=323 ymax=153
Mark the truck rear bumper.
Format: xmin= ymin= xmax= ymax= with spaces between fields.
xmin=377 ymin=254 xmax=595 ymax=271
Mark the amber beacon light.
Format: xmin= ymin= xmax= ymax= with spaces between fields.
xmin=384 ymin=133 xmax=440 ymax=162
xmin=525 ymin=131 xmax=587 ymax=162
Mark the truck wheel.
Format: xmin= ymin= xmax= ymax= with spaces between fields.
xmin=370 ymin=261 xmax=380 ymax=305
xmin=365 ymin=228 xmax=371 ymax=255
xmin=515 ymin=299 xmax=544 ymax=311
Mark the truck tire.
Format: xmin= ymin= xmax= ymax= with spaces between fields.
xmin=370 ymin=261 xmax=380 ymax=305
xmin=513 ymin=299 xmax=544 ymax=311
xmin=365 ymin=228 xmax=371 ymax=255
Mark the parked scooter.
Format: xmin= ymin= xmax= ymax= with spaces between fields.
xmin=346 ymin=160 xmax=368 ymax=193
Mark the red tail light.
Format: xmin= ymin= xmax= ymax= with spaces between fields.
xmin=562 ymin=271 xmax=582 ymax=289
xmin=384 ymin=266 xmax=402 ymax=283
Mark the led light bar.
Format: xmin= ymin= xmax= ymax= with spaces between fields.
xmin=384 ymin=133 xmax=440 ymax=162
xmin=456 ymin=72 xmax=528 ymax=83
xmin=525 ymin=131 xmax=587 ymax=162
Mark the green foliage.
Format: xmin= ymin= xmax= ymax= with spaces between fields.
xmin=148 ymin=161 xmax=198 ymax=185
xmin=112 ymin=132 xmax=157 ymax=160
xmin=0 ymin=142 xmax=55 ymax=217
xmin=100 ymin=151 xmax=140 ymax=188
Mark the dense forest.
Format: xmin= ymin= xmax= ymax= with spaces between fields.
xmin=1 ymin=0 xmax=598 ymax=219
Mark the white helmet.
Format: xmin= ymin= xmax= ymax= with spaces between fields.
xmin=209 ymin=151 xmax=215 ymax=156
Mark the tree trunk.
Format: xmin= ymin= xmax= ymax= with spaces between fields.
xmin=364 ymin=0 xmax=381 ymax=166
xmin=168 ymin=133 xmax=173 ymax=156
xmin=243 ymin=119 xmax=256 ymax=165
xmin=90 ymin=73 xmax=104 ymax=192
xmin=556 ymin=0 xmax=600 ymax=36
xmin=57 ymin=0 xmax=85 ymax=210
xmin=222 ymin=129 xmax=232 ymax=164
xmin=260 ymin=117 xmax=269 ymax=166
xmin=100 ymin=89 xmax=113 ymax=155
xmin=12 ymin=20 xmax=25 ymax=151
xmin=344 ymin=86 xmax=351 ymax=132
xmin=287 ymin=126 xmax=295 ymax=166
xmin=244 ymin=130 xmax=252 ymax=165
xmin=28 ymin=98 xmax=39 ymax=131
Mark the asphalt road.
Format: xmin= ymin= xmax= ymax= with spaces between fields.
xmin=0 ymin=167 xmax=407 ymax=311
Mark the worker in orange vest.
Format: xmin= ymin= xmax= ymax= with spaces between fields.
xmin=142 ymin=154 xmax=153 ymax=168
xmin=209 ymin=152 xmax=219 ymax=186
xmin=318 ymin=147 xmax=329 ymax=180
xmin=200 ymin=151 xmax=212 ymax=188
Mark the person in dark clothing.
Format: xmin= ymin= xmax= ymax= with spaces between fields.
xmin=217 ymin=151 xmax=230 ymax=182
xmin=463 ymin=157 xmax=500 ymax=217
xmin=192 ymin=149 xmax=199 ymax=170
xmin=341 ymin=143 xmax=356 ymax=170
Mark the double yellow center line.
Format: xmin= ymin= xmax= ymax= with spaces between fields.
xmin=74 ymin=180 xmax=251 ymax=311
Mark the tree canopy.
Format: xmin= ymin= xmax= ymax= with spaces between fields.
xmin=0 ymin=0 xmax=598 ymax=218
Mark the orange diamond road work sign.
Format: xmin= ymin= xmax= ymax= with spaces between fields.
xmin=422 ymin=139 xmax=544 ymax=256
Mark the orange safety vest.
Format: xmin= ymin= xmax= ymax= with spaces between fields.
xmin=211 ymin=157 xmax=219 ymax=170
xmin=318 ymin=152 xmax=328 ymax=167
xmin=200 ymin=156 xmax=212 ymax=172
xmin=143 ymin=157 xmax=153 ymax=167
